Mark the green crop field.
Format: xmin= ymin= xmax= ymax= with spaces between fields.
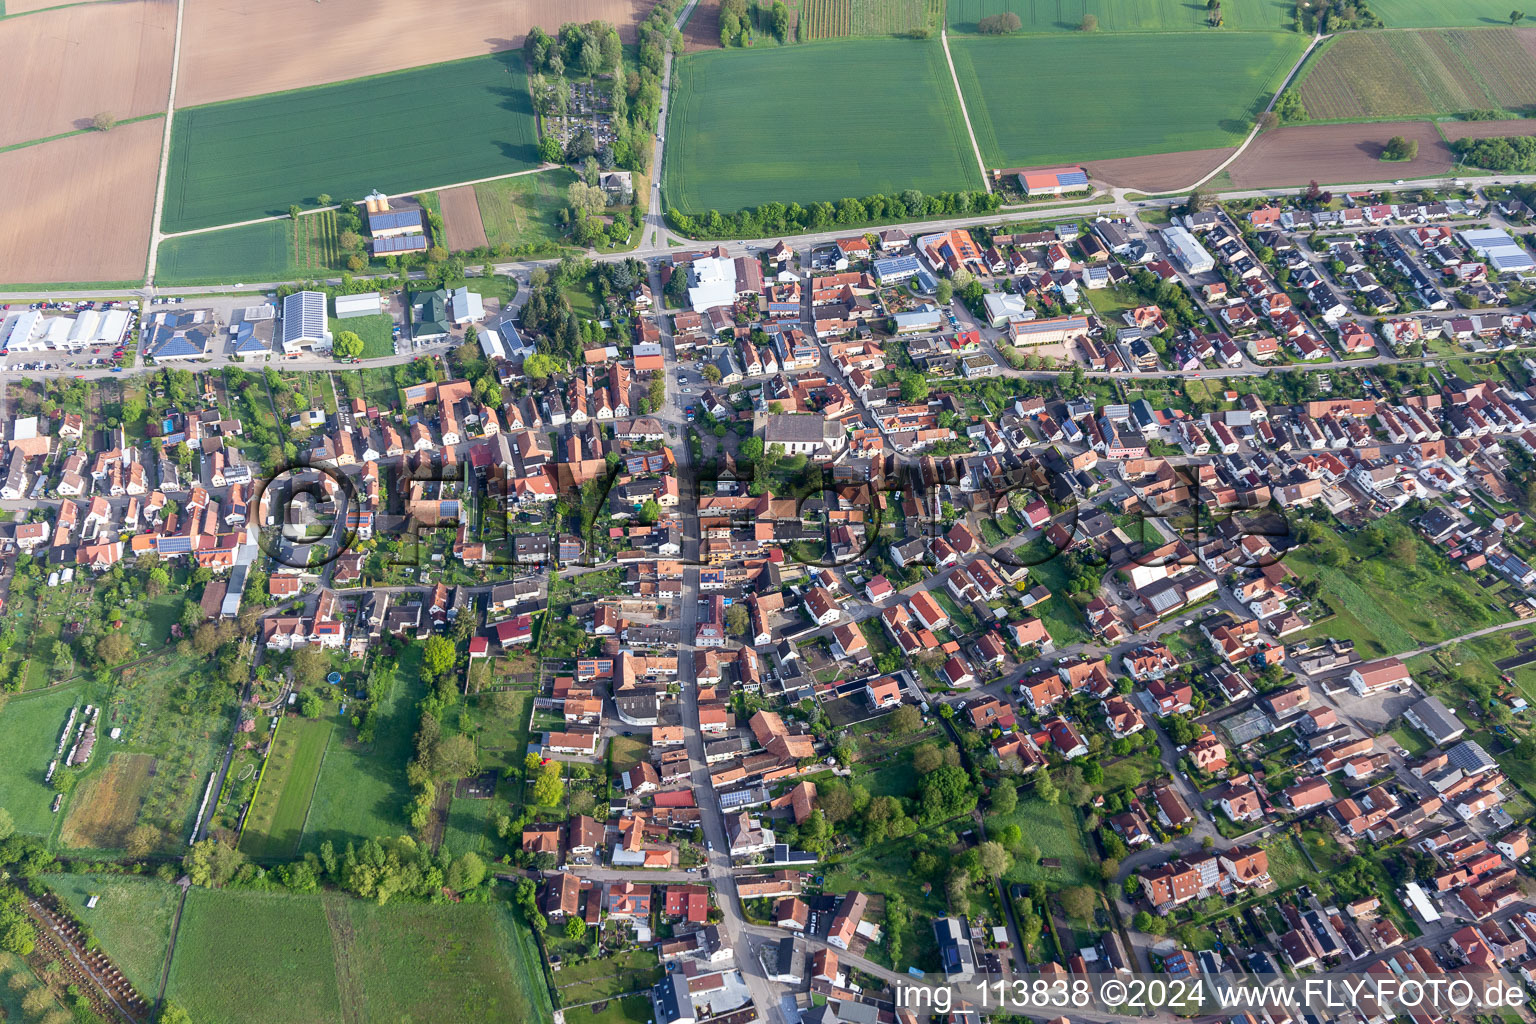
xmin=156 ymin=221 xmax=299 ymax=286
xmin=163 ymin=53 xmax=540 ymax=233
xmin=165 ymin=889 xmax=552 ymax=1024
xmin=951 ymin=31 xmax=1308 ymax=167
xmin=241 ymin=716 xmax=332 ymax=859
xmin=947 ymin=0 xmax=1293 ymax=32
xmin=1371 ymin=0 xmax=1532 ymax=26
xmin=44 ymin=874 xmax=179 ymax=995
xmin=475 ymin=168 xmax=578 ymax=251
xmin=0 ymin=684 xmax=82 ymax=837
xmin=329 ymin=314 xmax=395 ymax=359
xmin=1297 ymin=29 xmax=1536 ymax=120
xmin=663 ymin=39 xmax=982 ymax=212
xmin=167 ymin=889 xmax=343 ymax=1024
xmin=299 ymin=649 xmax=423 ymax=852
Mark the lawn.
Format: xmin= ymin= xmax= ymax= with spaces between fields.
xmin=1389 ymin=723 xmax=1432 ymax=757
xmin=950 ymin=31 xmax=1309 ymax=167
xmin=241 ymin=715 xmax=333 ymax=860
xmin=44 ymin=873 xmax=179 ymax=995
xmin=475 ymin=168 xmax=579 ymax=252
xmin=156 ymin=220 xmax=299 ymax=286
xmin=987 ymin=795 xmax=1093 ymax=885
xmin=663 ymin=39 xmax=982 ymax=212
xmin=163 ymin=53 xmax=540 ymax=232
xmin=442 ymin=795 xmax=496 ymax=857
xmin=299 ymin=649 xmax=422 ymax=852
xmin=564 ymin=995 xmax=652 ymax=1024
xmin=1296 ymin=29 xmax=1536 ymax=120
xmin=0 ymin=682 xmax=84 ymax=837
xmin=1015 ymin=539 xmax=1090 ymax=646
xmin=1258 ymin=833 xmax=1311 ymax=889
xmin=947 ymin=0 xmax=1294 ymax=32
xmin=609 ymin=734 xmax=649 ymax=774
xmin=330 ymin=313 xmax=396 ymax=359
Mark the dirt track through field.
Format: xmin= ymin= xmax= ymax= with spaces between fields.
xmin=0 ymin=0 xmax=174 ymax=149
xmin=1225 ymin=120 xmax=1454 ymax=188
xmin=440 ymin=186 xmax=490 ymax=252
xmin=175 ymin=0 xmax=656 ymax=107
xmin=0 ymin=119 xmax=162 ymax=284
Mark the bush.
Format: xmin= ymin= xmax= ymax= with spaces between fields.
xmin=978 ymin=11 xmax=1023 ymax=32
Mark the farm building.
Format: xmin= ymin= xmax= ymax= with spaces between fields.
xmin=334 ymin=292 xmax=383 ymax=319
xmin=1017 ymin=166 xmax=1090 ymax=197
xmin=280 ymin=291 xmax=332 ymax=354
xmin=1163 ymin=226 xmax=1215 ymax=274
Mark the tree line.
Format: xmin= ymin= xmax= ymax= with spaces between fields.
xmin=667 ymin=187 xmax=1003 ymax=240
xmin=1453 ymin=134 xmax=1536 ymax=172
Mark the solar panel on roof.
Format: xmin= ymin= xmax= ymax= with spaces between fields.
xmin=1056 ymin=171 xmax=1089 ymax=186
xmin=374 ymin=235 xmax=429 ymax=254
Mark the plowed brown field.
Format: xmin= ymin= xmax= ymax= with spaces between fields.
xmin=1087 ymin=148 xmax=1233 ymax=192
xmin=439 ymin=186 xmax=490 ymax=251
xmin=1225 ymin=121 xmax=1453 ymax=188
xmin=0 ymin=0 xmax=174 ymax=149
xmin=0 ymin=120 xmax=162 ymax=284
xmin=175 ymin=0 xmax=656 ymax=107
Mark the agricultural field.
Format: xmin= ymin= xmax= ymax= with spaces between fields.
xmin=951 ymin=31 xmax=1308 ymax=168
xmin=329 ymin=314 xmax=396 ymax=359
xmin=156 ymin=220 xmax=300 ymax=286
xmin=166 ymin=889 xmax=343 ymax=1024
xmin=947 ymin=0 xmax=1293 ymax=33
xmin=1296 ymin=28 xmax=1536 ymax=120
xmin=44 ymin=873 xmax=180 ymax=995
xmin=163 ymin=54 xmax=540 ymax=233
xmin=1370 ymin=0 xmax=1533 ymax=27
xmin=0 ymin=683 xmax=84 ymax=837
xmin=298 ymin=651 xmax=423 ymax=852
xmin=474 ymin=168 xmax=580 ymax=251
xmin=663 ymin=39 xmax=981 ymax=212
xmin=176 ymin=0 xmax=655 ymax=106
xmin=0 ymin=0 xmax=173 ymax=149
xmin=91 ymin=652 xmax=238 ymax=852
xmin=800 ymin=0 xmax=937 ymax=37
xmin=1223 ymin=120 xmax=1455 ymax=188
xmin=0 ymin=120 xmax=161 ymax=286
xmin=440 ymin=185 xmax=491 ymax=251
xmin=240 ymin=716 xmax=334 ymax=860
xmin=59 ymin=752 xmax=155 ymax=850
xmin=165 ymin=889 xmax=552 ymax=1024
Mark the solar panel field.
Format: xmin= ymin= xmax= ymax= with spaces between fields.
xmin=662 ymin=39 xmax=981 ymax=212
xmin=950 ymin=31 xmax=1308 ymax=168
xmin=1296 ymin=28 xmax=1536 ymax=120
xmin=162 ymin=53 xmax=540 ymax=233
xmin=946 ymin=0 xmax=1293 ymax=33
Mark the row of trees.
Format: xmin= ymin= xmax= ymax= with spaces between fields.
xmin=721 ymin=0 xmax=792 ymax=46
xmin=668 ymin=187 xmax=1003 ymax=240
